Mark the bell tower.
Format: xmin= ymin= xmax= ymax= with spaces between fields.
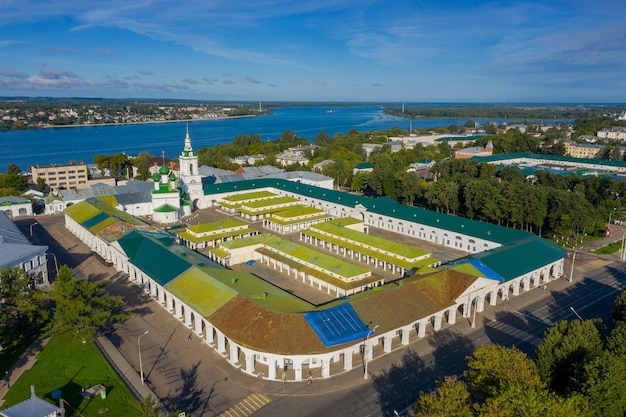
xmin=178 ymin=124 xmax=203 ymax=201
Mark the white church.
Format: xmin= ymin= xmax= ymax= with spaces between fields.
xmin=150 ymin=127 xmax=203 ymax=224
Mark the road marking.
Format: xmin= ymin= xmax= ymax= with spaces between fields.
xmin=486 ymin=321 xmax=542 ymax=346
xmin=218 ymin=393 xmax=272 ymax=417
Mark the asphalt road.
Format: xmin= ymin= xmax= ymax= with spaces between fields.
xmin=16 ymin=215 xmax=626 ymax=417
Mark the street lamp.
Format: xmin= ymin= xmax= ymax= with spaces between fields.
xmin=608 ymin=210 xmax=616 ymax=236
xmin=570 ymin=306 xmax=583 ymax=322
xmin=363 ymin=322 xmax=379 ymax=380
xmin=569 ymin=247 xmax=582 ymax=283
xmin=138 ymin=330 xmax=149 ymax=385
xmin=29 ymin=222 xmax=38 ymax=237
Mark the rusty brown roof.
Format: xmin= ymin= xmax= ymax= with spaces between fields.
xmin=352 ymin=269 xmax=477 ymax=331
xmin=208 ymin=295 xmax=330 ymax=355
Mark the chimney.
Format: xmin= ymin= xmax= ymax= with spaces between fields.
xmin=30 ymin=385 xmax=36 ymax=398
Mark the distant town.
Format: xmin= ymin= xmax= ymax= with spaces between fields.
xmin=0 ymin=101 xmax=270 ymax=130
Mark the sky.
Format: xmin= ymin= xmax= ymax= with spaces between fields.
xmin=0 ymin=0 xmax=625 ymax=103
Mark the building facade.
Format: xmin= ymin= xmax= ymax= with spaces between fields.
xmin=30 ymin=162 xmax=89 ymax=191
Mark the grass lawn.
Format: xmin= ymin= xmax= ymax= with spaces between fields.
xmin=1 ymin=331 xmax=137 ymax=416
xmin=593 ymin=241 xmax=622 ymax=255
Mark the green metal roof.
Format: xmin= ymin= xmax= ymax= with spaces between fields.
xmin=154 ymin=203 xmax=179 ymax=213
xmin=117 ymin=230 xmax=194 ymax=286
xmin=473 ymin=152 xmax=626 ymax=167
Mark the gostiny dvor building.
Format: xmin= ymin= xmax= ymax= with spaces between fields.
xmin=64 ymin=134 xmax=565 ymax=382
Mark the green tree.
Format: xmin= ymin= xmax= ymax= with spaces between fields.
xmin=425 ymin=180 xmax=459 ymax=214
xmin=414 ymin=376 xmax=473 ymax=417
xmin=6 ymin=163 xmax=20 ymax=175
xmin=133 ymin=152 xmax=151 ymax=181
xmin=93 ymin=154 xmax=110 ymax=176
xmin=535 ymin=319 xmax=604 ymax=395
xmin=0 ymin=267 xmax=48 ymax=347
xmin=36 ymin=177 xmax=47 ymax=192
xmin=580 ymin=350 xmax=626 ymax=417
xmin=52 ymin=266 xmax=128 ymax=335
xmin=475 ymin=383 xmax=586 ymax=417
xmin=606 ymin=322 xmax=626 ymax=356
xmin=315 ymin=131 xmax=331 ymax=144
xmin=132 ymin=394 xmax=179 ymax=417
xmin=612 ymin=291 xmax=626 ymax=324
xmin=465 ymin=344 xmax=544 ymax=399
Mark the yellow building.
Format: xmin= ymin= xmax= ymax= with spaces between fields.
xmin=30 ymin=162 xmax=89 ymax=191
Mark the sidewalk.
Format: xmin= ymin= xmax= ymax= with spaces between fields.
xmin=0 ymin=336 xmax=51 ymax=407
xmin=93 ymin=334 xmax=161 ymax=406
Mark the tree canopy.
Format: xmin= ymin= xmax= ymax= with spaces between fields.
xmin=52 ymin=265 xmax=128 ymax=335
xmin=0 ymin=267 xmax=48 ymax=348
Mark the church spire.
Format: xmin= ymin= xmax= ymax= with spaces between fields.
xmin=184 ymin=122 xmax=193 ymax=153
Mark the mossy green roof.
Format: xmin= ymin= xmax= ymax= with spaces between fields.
xmin=186 ymin=219 xmax=247 ymax=234
xmin=222 ymin=190 xmax=278 ymax=202
xmin=271 ymin=205 xmax=326 ymax=219
xmin=311 ymin=221 xmax=429 ymax=259
xmin=177 ymin=227 xmax=257 ymax=243
xmin=168 ymin=266 xmax=313 ymax=314
xmin=240 ymin=196 xmax=300 ymax=209
xmin=329 ymin=217 xmax=362 ymax=227
xmin=166 ymin=267 xmax=239 ymax=316
xmin=64 ymin=198 xmax=145 ymax=230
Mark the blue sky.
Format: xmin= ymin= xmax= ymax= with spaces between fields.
xmin=0 ymin=0 xmax=624 ymax=102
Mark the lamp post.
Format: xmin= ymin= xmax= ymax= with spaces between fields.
xmin=363 ymin=322 xmax=379 ymax=380
xmin=569 ymin=247 xmax=581 ymax=283
xmin=138 ymin=330 xmax=149 ymax=385
xmin=29 ymin=222 xmax=38 ymax=237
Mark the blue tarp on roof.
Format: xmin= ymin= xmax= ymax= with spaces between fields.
xmin=304 ymin=303 xmax=370 ymax=347
xmin=467 ymin=259 xmax=504 ymax=282
xmin=448 ymin=259 xmax=504 ymax=282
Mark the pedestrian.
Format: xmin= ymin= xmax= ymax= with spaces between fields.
xmin=307 ymin=372 xmax=313 ymax=385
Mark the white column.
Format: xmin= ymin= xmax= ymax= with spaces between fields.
xmin=433 ymin=315 xmax=442 ymax=331
xmin=216 ymin=333 xmax=226 ymax=353
xmin=343 ymin=352 xmax=353 ymax=371
xmin=401 ymin=326 xmax=410 ymax=345
xmin=245 ymin=352 xmax=255 ymax=374
xmin=268 ymin=359 xmax=277 ymax=380
xmin=417 ymin=321 xmax=426 ymax=338
xmin=383 ymin=336 xmax=392 ymax=353
xmin=229 ymin=344 xmax=238 ymax=364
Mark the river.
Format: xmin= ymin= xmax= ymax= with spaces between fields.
xmin=0 ymin=105 xmax=481 ymax=170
